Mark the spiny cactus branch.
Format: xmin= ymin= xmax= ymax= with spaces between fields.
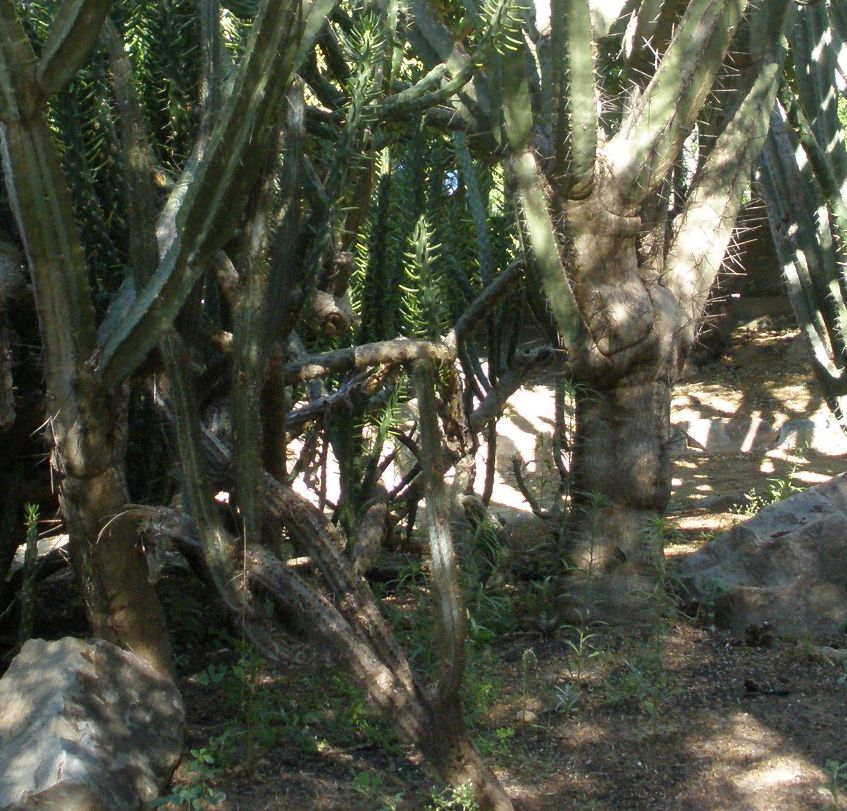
xmin=607 ymin=0 xmax=747 ymax=210
xmin=405 ymin=0 xmax=492 ymax=131
xmin=665 ymin=1 xmax=791 ymax=326
xmin=36 ymin=0 xmax=110 ymax=98
xmin=551 ymin=0 xmax=597 ymax=198
xmin=414 ymin=359 xmax=466 ymax=702
xmin=759 ymin=109 xmax=847 ymax=383
xmin=502 ymin=43 xmax=584 ymax=348
xmin=95 ymin=0 xmax=311 ymax=389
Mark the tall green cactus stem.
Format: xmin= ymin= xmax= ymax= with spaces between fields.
xmin=791 ymin=0 xmax=847 ymax=185
xmin=550 ymin=0 xmax=596 ymax=197
xmin=502 ymin=42 xmax=585 ymax=349
xmin=607 ymin=0 xmax=746 ymax=210
xmin=36 ymin=0 xmax=110 ymax=98
xmin=96 ymin=0 xmax=328 ymax=389
xmin=757 ymin=1 xmax=847 ymax=422
xmin=0 ymin=0 xmax=172 ymax=673
xmin=231 ymin=156 xmax=277 ymax=547
xmin=665 ymin=4 xmax=790 ymax=338
xmin=759 ymin=114 xmax=847 ymax=420
xmin=106 ymin=18 xmax=252 ymax=604
xmin=414 ymin=360 xmax=465 ymax=701
xmin=830 ymin=0 xmax=847 ymax=48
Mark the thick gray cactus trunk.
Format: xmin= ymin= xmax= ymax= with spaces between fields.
xmin=492 ymin=0 xmax=794 ymax=613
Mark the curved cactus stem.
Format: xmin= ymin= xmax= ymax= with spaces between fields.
xmin=453 ymin=131 xmax=493 ymax=284
xmin=502 ymin=44 xmax=584 ymax=350
xmin=404 ymin=0 xmax=491 ymax=130
xmin=379 ymin=0 xmax=519 ymax=119
xmin=36 ymin=0 xmax=109 ymax=98
xmin=830 ymin=0 xmax=847 ymax=56
xmin=758 ymin=111 xmax=847 ymax=409
xmin=198 ymin=0 xmax=224 ymax=136
xmin=0 ymin=0 xmax=42 ymax=121
xmin=756 ymin=1 xmax=847 ymax=421
xmin=779 ymin=84 xmax=847 ymax=257
xmin=95 ymin=0 xmax=311 ymax=389
xmin=295 ymin=0 xmax=340 ymax=70
xmin=622 ymin=0 xmax=679 ymax=77
xmin=791 ymin=2 xmax=847 ymax=193
xmin=163 ymin=334 xmax=244 ymax=605
xmin=231 ymin=158 xmax=278 ymax=547
xmin=607 ymin=0 xmax=746 ymax=211
xmin=0 ymin=120 xmax=97 ymax=395
xmin=101 ymin=21 xmax=159 ymax=284
xmin=413 ymin=360 xmax=466 ymax=703
xmin=664 ymin=1 xmax=791 ymax=331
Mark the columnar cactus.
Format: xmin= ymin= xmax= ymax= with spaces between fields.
xmin=413 ymin=0 xmax=794 ymax=611
xmin=758 ymin=1 xmax=847 ymax=423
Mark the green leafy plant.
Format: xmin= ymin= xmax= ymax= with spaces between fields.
xmin=428 ymin=780 xmax=481 ymax=811
xmin=824 ymin=759 xmax=847 ymax=810
xmin=736 ymin=468 xmax=802 ymax=517
xmin=150 ymin=748 xmax=225 ymax=810
xmin=18 ymin=502 xmax=39 ymax=645
xmin=467 ymin=582 xmax=516 ymax=644
xmin=552 ymin=682 xmax=580 ymax=714
xmin=561 ymin=624 xmax=602 ymax=681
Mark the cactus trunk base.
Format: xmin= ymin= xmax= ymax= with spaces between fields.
xmin=61 ymin=463 xmax=173 ymax=677
xmin=565 ymin=378 xmax=673 ymax=619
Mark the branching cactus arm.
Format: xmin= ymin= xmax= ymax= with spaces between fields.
xmin=501 ymin=29 xmax=585 ymax=349
xmin=607 ymin=0 xmax=747 ymax=210
xmin=96 ymin=0 xmax=333 ymax=389
xmin=36 ymin=0 xmax=110 ymax=98
xmin=665 ymin=1 xmax=792 ymax=335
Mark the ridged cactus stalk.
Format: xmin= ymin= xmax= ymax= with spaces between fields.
xmin=516 ymin=0 xmax=793 ymax=612
xmin=757 ymin=1 xmax=847 ymax=424
xmin=0 ymin=0 xmax=323 ymax=672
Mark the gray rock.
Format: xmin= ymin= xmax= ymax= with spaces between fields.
xmin=676 ymin=474 xmax=847 ymax=637
xmin=0 ymin=637 xmax=184 ymax=811
xmin=775 ymin=415 xmax=847 ymax=456
xmin=674 ymin=416 xmax=778 ymax=454
xmin=783 ymin=333 xmax=813 ymax=365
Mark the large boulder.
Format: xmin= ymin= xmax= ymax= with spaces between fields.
xmin=0 ymin=637 xmax=184 ymax=811
xmin=676 ymin=474 xmax=847 ymax=637
xmin=774 ymin=415 xmax=847 ymax=456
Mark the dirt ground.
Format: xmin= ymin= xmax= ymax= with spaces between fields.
xmin=25 ymin=299 xmax=817 ymax=810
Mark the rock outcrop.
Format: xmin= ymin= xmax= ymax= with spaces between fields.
xmin=0 ymin=637 xmax=184 ymax=811
xmin=676 ymin=473 xmax=847 ymax=637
